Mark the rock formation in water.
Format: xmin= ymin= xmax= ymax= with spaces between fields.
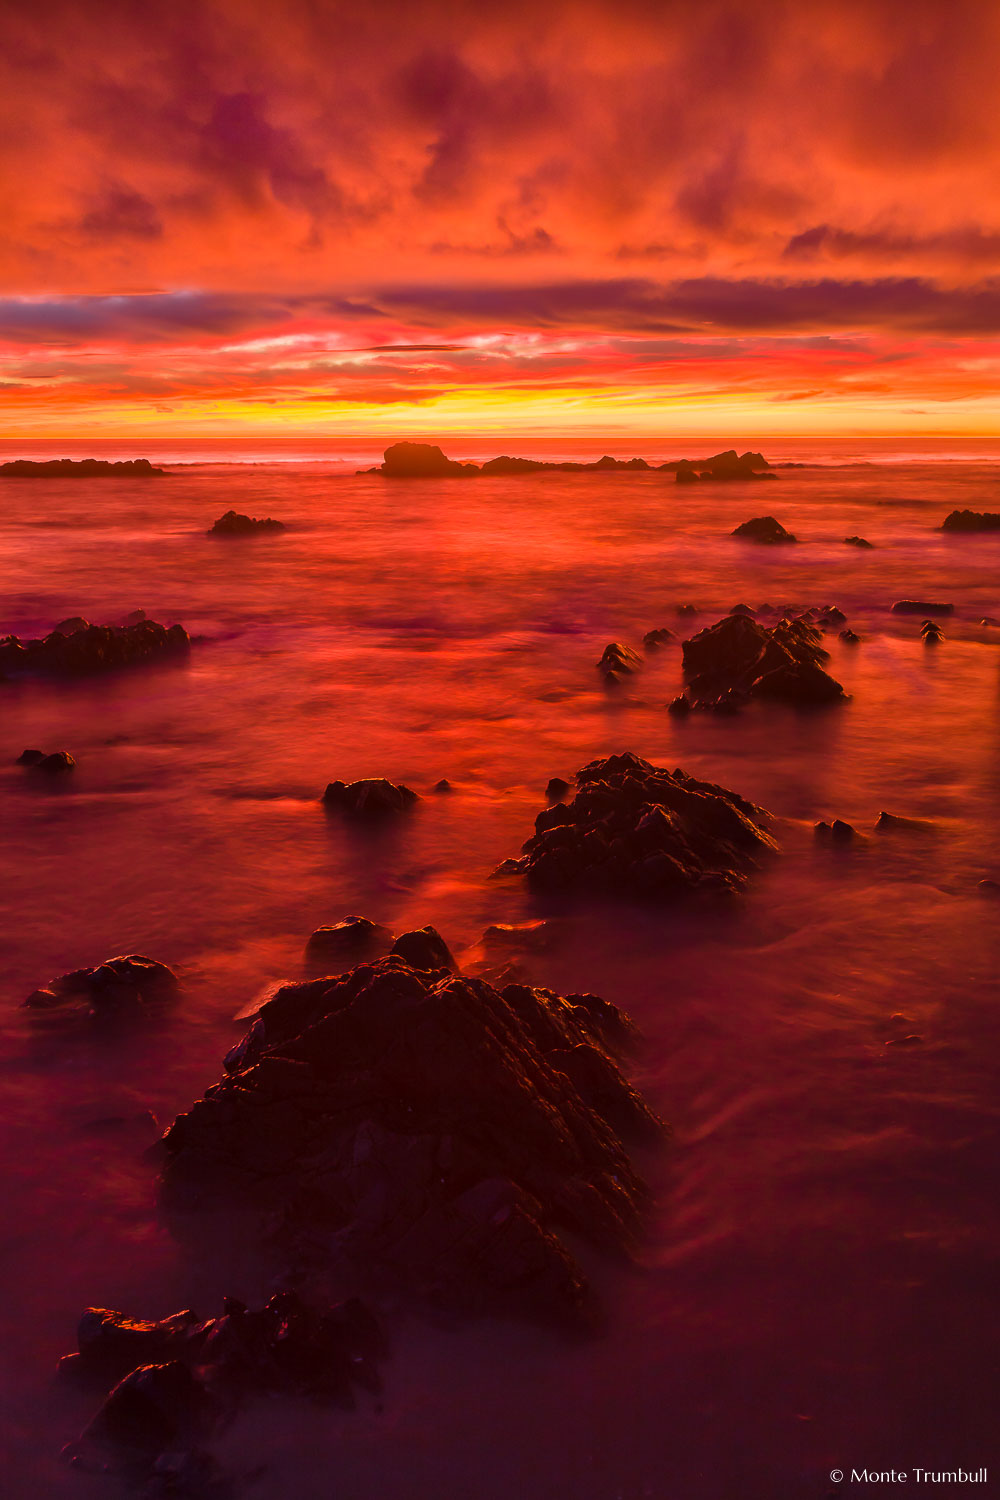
xmin=306 ymin=916 xmax=395 ymax=970
xmin=322 ymin=777 xmax=420 ymax=817
xmin=673 ymin=450 xmax=774 ymax=483
xmin=891 ymin=600 xmax=954 ymax=615
xmin=481 ymin=454 xmax=650 ymax=473
xmin=844 ymin=535 xmax=874 ymax=547
xmin=363 ymin=443 xmax=774 ymax=478
xmin=17 ymin=748 xmax=75 ymax=772
xmin=642 ymin=628 xmax=675 ymax=649
xmin=156 ymin=940 xmax=661 ymax=1324
xmin=941 ymin=509 xmax=1000 ymax=533
xmin=732 ymin=515 xmax=797 ymax=544
xmin=60 ymin=1293 xmax=384 ymax=1487
xmin=23 ymin=955 xmax=178 ymax=1022
xmin=0 ymin=618 xmax=189 ymax=678
xmin=500 ymin=751 xmax=775 ymax=897
xmin=597 ymin=641 xmax=642 ymax=682
xmin=921 ymin=619 xmax=945 ymax=644
xmin=676 ymin=614 xmax=846 ymax=711
xmin=377 ymin=442 xmax=480 ymax=477
xmin=208 ymin=510 xmax=286 ymax=535
xmin=0 ymin=458 xmax=165 ymax=477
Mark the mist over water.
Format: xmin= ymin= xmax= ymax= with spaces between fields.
xmin=1 ymin=448 xmax=999 ymax=1498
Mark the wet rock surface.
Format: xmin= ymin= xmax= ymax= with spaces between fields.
xmin=158 ymin=943 xmax=661 ymax=1324
xmin=732 ymin=515 xmax=796 ymax=544
xmin=0 ymin=618 xmax=190 ymax=678
xmin=322 ymin=777 xmax=419 ymax=817
xmin=305 ymin=917 xmax=395 ymax=970
xmin=17 ymin=748 xmax=75 ymax=772
xmin=208 ymin=510 xmax=286 ymax=535
xmin=941 ymin=509 xmax=1000 ymax=533
xmin=678 ymin=614 xmax=846 ymax=710
xmin=503 ymin=751 xmax=775 ymax=898
xmin=597 ymin=641 xmax=642 ymax=682
xmin=641 ymin=628 xmax=675 ymax=650
xmin=23 ymin=955 xmax=178 ymax=1022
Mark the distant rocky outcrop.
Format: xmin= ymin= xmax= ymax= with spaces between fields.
xmin=672 ymin=451 xmax=773 ymax=483
xmin=0 ymin=618 xmax=189 ymax=678
xmin=941 ymin=509 xmax=1000 ymax=533
xmin=844 ymin=535 xmax=874 ymax=548
xmin=0 ymin=458 xmax=165 ymax=477
xmin=891 ymin=600 xmax=954 ymax=615
xmin=362 ymin=442 xmax=774 ymax=478
xmin=499 ymin=751 xmax=775 ymax=897
xmin=377 ymin=442 xmax=479 ymax=477
xmin=732 ymin=515 xmax=797 ymax=544
xmin=677 ymin=614 xmax=846 ymax=710
xmin=208 ymin=509 xmax=286 ymax=535
xmin=480 ymin=454 xmax=650 ymax=474
xmin=157 ymin=941 xmax=661 ymax=1324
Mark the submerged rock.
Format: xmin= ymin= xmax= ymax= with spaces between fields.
xmin=158 ymin=947 xmax=661 ymax=1324
xmin=502 ymin=751 xmax=775 ymax=898
xmin=732 ymin=515 xmax=796 ymax=544
xmin=322 ymin=777 xmax=419 ymax=817
xmin=24 ymin=955 xmax=178 ymax=1021
xmin=0 ymin=618 xmax=189 ymax=678
xmin=680 ymin=614 xmax=846 ymax=709
xmin=306 ymin=917 xmax=395 ymax=970
xmin=208 ymin=510 xmax=286 ymax=535
xmin=891 ymin=600 xmax=954 ymax=615
xmin=844 ymin=535 xmax=874 ymax=548
xmin=17 ymin=748 xmax=75 ymax=772
xmin=941 ymin=509 xmax=1000 ymax=533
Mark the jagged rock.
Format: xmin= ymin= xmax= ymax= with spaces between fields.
xmin=729 ymin=604 xmax=756 ymax=618
xmin=732 ymin=515 xmax=796 ymax=544
xmin=208 ymin=510 xmax=285 ymax=535
xmin=941 ymin=509 xmax=1000 ymax=533
xmin=839 ymin=628 xmax=861 ymax=643
xmin=54 ymin=616 xmax=90 ymax=634
xmin=671 ymin=450 xmax=773 ymax=483
xmin=502 ymin=751 xmax=775 ymax=898
xmin=546 ymin=776 xmax=571 ymax=802
xmin=157 ymin=948 xmax=661 ymax=1324
xmin=0 ymin=458 xmax=164 ymax=477
xmin=432 ymin=778 xmax=453 ymax=793
xmin=921 ymin=620 xmax=945 ymax=643
xmin=306 ymin=918 xmax=395 ymax=970
xmin=17 ymin=748 xmax=75 ymax=771
xmin=642 ymin=628 xmax=675 ymax=649
xmin=817 ymin=605 xmax=847 ymax=626
xmin=390 ymin=926 xmax=456 ymax=972
xmin=891 ymin=600 xmax=954 ymax=615
xmin=0 ymin=618 xmax=189 ymax=677
xmin=681 ymin=614 xmax=846 ymax=708
xmin=676 ymin=603 xmax=699 ymax=617
xmin=844 ymin=535 xmax=874 ymax=548
xmin=322 ymin=778 xmax=419 ymax=817
xmin=667 ymin=694 xmax=692 ymax=716
xmin=597 ymin=642 xmax=642 ymax=680
xmin=124 ymin=609 xmax=147 ymax=625
xmin=23 ymin=955 xmax=178 ymax=1020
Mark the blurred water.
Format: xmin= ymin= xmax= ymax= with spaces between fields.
xmin=1 ymin=456 xmax=998 ymax=1498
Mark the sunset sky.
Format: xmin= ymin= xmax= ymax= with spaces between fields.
xmin=3 ymin=0 xmax=1000 ymax=439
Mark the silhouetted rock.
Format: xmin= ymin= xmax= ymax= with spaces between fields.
xmin=306 ymin=917 xmax=395 ymax=969
xmin=17 ymin=748 xmax=75 ymax=772
xmin=941 ymin=509 xmax=1000 ymax=533
xmin=432 ymin=778 xmax=453 ymax=793
xmin=729 ymin=603 xmax=756 ymax=618
xmin=380 ymin=442 xmax=477 ymax=477
xmin=481 ymin=454 xmax=651 ymax=474
xmin=322 ymin=777 xmax=419 ymax=817
xmin=667 ymin=693 xmax=692 ymax=716
xmin=597 ymin=642 xmax=642 ymax=681
xmin=0 ymin=458 xmax=165 ymax=477
xmin=546 ymin=776 xmax=572 ymax=801
xmin=642 ymin=627 xmax=675 ymax=649
xmin=844 ymin=535 xmax=874 ymax=548
xmin=874 ymin=811 xmax=928 ymax=832
xmin=681 ymin=614 xmax=846 ymax=709
xmin=732 ymin=515 xmax=796 ymax=544
xmin=891 ymin=600 xmax=954 ymax=615
xmin=502 ymin=751 xmax=775 ymax=898
xmin=0 ymin=618 xmax=189 ymax=677
xmin=54 ymin=616 xmax=90 ymax=634
xmin=817 ymin=605 xmax=847 ymax=626
xmin=921 ymin=620 xmax=945 ymax=643
xmin=676 ymin=603 xmax=699 ymax=617
xmin=668 ymin=450 xmax=773 ymax=482
xmin=815 ymin=819 xmax=858 ymax=842
xmin=157 ymin=947 xmax=661 ymax=1324
xmin=390 ymin=925 xmax=456 ymax=972
xmin=208 ymin=510 xmax=286 ymax=535
xmin=24 ymin=955 xmax=178 ymax=1020
xmin=839 ymin=628 xmax=861 ymax=643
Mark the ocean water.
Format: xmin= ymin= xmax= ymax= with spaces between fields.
xmin=1 ymin=443 xmax=999 ymax=1498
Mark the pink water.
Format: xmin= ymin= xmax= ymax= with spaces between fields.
xmin=1 ymin=446 xmax=999 ymax=1498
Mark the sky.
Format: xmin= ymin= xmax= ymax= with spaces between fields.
xmin=2 ymin=0 xmax=1000 ymax=440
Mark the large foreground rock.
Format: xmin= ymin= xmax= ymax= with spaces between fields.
xmin=158 ymin=945 xmax=660 ymax=1324
xmin=501 ymin=751 xmax=775 ymax=897
xmin=678 ymin=614 xmax=846 ymax=709
xmin=0 ymin=618 xmax=189 ymax=677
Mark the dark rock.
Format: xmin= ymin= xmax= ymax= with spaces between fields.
xmin=390 ymin=925 xmax=456 ymax=972
xmin=844 ymin=535 xmax=874 ymax=547
xmin=597 ymin=642 xmax=642 ymax=680
xmin=815 ymin=819 xmax=858 ymax=842
xmin=817 ymin=605 xmax=847 ymax=626
xmin=642 ymin=627 xmax=675 ymax=649
xmin=676 ymin=603 xmax=699 ymax=617
xmin=322 ymin=778 xmax=419 ymax=817
xmin=674 ymin=462 xmax=698 ymax=484
xmin=681 ymin=614 xmax=846 ymax=708
xmin=158 ymin=948 xmax=661 ymax=1324
xmin=502 ymin=751 xmax=775 ymax=899
xmin=380 ymin=442 xmax=477 ymax=478
xmin=885 ymin=1034 xmax=923 ymax=1047
xmin=480 ymin=921 xmax=554 ymax=954
xmin=979 ymin=879 xmax=1000 ymax=894
xmin=874 ymin=811 xmax=927 ymax=832
xmin=670 ymin=450 xmax=773 ymax=483
xmin=16 ymin=748 xmax=46 ymax=765
xmin=0 ymin=458 xmax=165 ymax=477
xmin=667 ymin=694 xmax=692 ymax=716
xmin=306 ymin=918 xmax=395 ymax=970
xmin=839 ymin=628 xmax=861 ymax=643
xmin=546 ymin=776 xmax=572 ymax=801
xmin=124 ymin=609 xmax=147 ymax=625
xmin=941 ymin=509 xmax=1000 ymax=533
xmin=732 ymin=515 xmax=796 ymax=544
xmin=921 ymin=620 xmax=945 ymax=643
xmin=891 ymin=600 xmax=954 ymax=615
xmin=18 ymin=748 xmax=76 ymax=773
xmin=729 ymin=604 xmax=756 ymax=618
xmin=432 ymin=778 xmax=453 ymax=793
xmin=980 ymin=617 xmax=1000 ymax=627
xmin=0 ymin=618 xmax=189 ymax=678
xmin=54 ymin=616 xmax=90 ymax=634
xmin=481 ymin=454 xmax=650 ymax=474
xmin=23 ymin=955 xmax=178 ymax=1020
xmin=208 ymin=510 xmax=286 ymax=535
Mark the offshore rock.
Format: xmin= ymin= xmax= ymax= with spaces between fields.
xmin=208 ymin=510 xmax=286 ymax=535
xmin=732 ymin=515 xmax=796 ymax=544
xmin=379 ymin=442 xmax=477 ymax=477
xmin=891 ymin=600 xmax=954 ymax=615
xmin=844 ymin=535 xmax=874 ymax=548
xmin=17 ymin=748 xmax=75 ymax=772
xmin=671 ymin=450 xmax=773 ymax=482
xmin=505 ymin=751 xmax=775 ymax=898
xmin=941 ymin=509 xmax=1000 ymax=533
xmin=0 ymin=458 xmax=165 ymax=477
xmin=597 ymin=642 xmax=642 ymax=681
xmin=642 ymin=627 xmax=675 ymax=649
xmin=24 ymin=955 xmax=178 ymax=1020
xmin=681 ymin=614 xmax=846 ymax=708
xmin=158 ymin=949 xmax=661 ymax=1324
xmin=322 ymin=777 xmax=419 ymax=817
xmin=0 ymin=618 xmax=189 ymax=677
